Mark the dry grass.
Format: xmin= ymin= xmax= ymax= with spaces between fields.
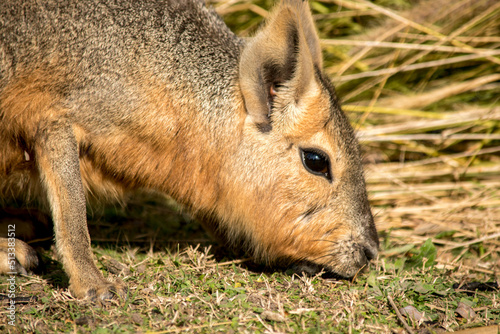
xmin=1 ymin=0 xmax=499 ymax=333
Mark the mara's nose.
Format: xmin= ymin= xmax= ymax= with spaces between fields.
xmin=363 ymin=243 xmax=378 ymax=262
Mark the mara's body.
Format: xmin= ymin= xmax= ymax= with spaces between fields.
xmin=0 ymin=0 xmax=378 ymax=300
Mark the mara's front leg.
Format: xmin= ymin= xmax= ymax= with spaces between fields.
xmin=35 ymin=118 xmax=126 ymax=300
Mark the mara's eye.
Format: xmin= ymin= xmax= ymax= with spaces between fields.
xmin=300 ymin=149 xmax=332 ymax=181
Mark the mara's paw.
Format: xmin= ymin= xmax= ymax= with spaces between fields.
xmin=88 ymin=280 xmax=127 ymax=302
xmin=70 ymin=279 xmax=127 ymax=302
xmin=0 ymin=238 xmax=39 ymax=275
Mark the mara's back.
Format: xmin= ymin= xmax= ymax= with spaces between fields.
xmin=0 ymin=0 xmax=242 ymax=201
xmin=0 ymin=0 xmax=241 ymax=96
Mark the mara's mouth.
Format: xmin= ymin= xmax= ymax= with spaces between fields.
xmin=265 ymin=249 xmax=374 ymax=279
xmin=287 ymin=259 xmax=371 ymax=279
xmin=274 ymin=241 xmax=378 ymax=279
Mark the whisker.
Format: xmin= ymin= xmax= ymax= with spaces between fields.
xmin=311 ymin=238 xmax=332 ymax=243
xmin=311 ymin=238 xmax=340 ymax=246
xmin=311 ymin=252 xmax=335 ymax=263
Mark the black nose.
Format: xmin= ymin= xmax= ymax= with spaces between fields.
xmin=363 ymin=243 xmax=378 ymax=261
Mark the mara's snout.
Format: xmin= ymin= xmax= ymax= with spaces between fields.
xmin=292 ymin=215 xmax=380 ymax=278
xmin=228 ymin=176 xmax=380 ymax=278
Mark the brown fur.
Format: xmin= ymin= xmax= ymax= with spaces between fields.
xmin=0 ymin=238 xmax=38 ymax=275
xmin=0 ymin=0 xmax=378 ymax=300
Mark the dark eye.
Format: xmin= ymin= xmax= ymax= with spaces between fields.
xmin=300 ymin=149 xmax=332 ymax=181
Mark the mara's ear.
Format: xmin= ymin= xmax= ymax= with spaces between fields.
xmin=239 ymin=0 xmax=322 ymax=131
xmin=283 ymin=0 xmax=322 ymax=65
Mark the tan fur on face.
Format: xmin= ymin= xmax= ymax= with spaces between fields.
xmin=205 ymin=80 xmax=375 ymax=275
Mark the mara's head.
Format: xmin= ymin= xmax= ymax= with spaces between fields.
xmin=211 ymin=0 xmax=378 ymax=278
